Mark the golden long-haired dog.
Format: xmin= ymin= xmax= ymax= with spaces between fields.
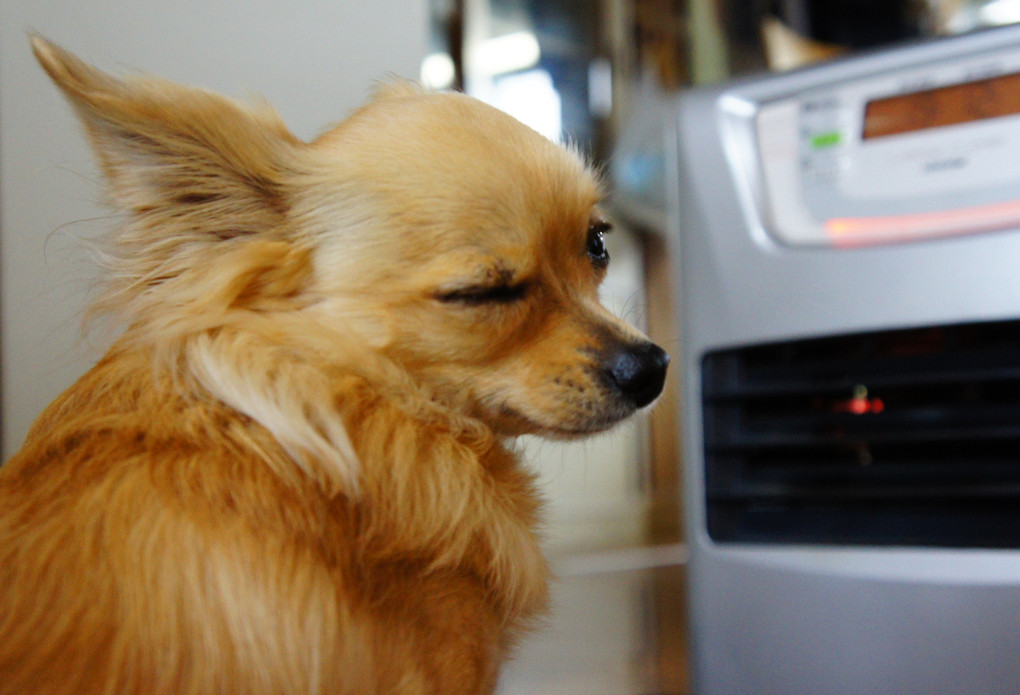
xmin=0 ymin=37 xmax=669 ymax=694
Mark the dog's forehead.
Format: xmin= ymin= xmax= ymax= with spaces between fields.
xmin=320 ymin=91 xmax=601 ymax=201
xmin=309 ymin=91 xmax=603 ymax=275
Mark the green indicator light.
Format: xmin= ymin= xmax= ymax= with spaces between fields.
xmin=811 ymin=131 xmax=842 ymax=149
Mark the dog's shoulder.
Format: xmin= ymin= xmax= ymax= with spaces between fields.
xmin=339 ymin=382 xmax=550 ymax=625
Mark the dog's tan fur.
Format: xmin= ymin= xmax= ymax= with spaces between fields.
xmin=0 ymin=38 xmax=666 ymax=694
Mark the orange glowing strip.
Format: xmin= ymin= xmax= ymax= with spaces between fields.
xmin=825 ymin=198 xmax=1020 ymax=244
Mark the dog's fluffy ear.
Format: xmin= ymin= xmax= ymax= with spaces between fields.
xmin=31 ymin=35 xmax=298 ymax=235
xmin=369 ymin=77 xmax=428 ymax=102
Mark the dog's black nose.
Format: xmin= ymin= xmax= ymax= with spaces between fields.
xmin=603 ymin=341 xmax=670 ymax=408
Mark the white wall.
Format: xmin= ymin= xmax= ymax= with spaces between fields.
xmin=0 ymin=0 xmax=428 ymax=457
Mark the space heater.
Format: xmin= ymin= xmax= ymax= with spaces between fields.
xmin=673 ymin=24 xmax=1020 ymax=695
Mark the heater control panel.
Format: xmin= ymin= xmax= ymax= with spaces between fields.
xmin=753 ymin=45 xmax=1020 ymax=246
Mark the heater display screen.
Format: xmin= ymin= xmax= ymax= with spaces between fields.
xmin=863 ymin=71 xmax=1020 ymax=139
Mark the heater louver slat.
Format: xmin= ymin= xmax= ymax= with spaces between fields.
xmin=701 ymin=319 xmax=1020 ymax=547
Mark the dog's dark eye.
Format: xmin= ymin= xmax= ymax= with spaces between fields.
xmin=438 ymin=283 xmax=528 ymax=306
xmin=587 ymin=219 xmax=611 ymax=268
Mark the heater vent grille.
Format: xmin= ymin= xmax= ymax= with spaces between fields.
xmin=702 ymin=319 xmax=1020 ymax=547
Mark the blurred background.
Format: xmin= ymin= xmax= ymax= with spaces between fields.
xmin=3 ymin=1 xmax=1020 ymax=693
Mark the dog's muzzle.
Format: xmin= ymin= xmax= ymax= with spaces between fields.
xmin=601 ymin=341 xmax=670 ymax=408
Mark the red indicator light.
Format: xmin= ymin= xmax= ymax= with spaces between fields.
xmin=833 ymin=386 xmax=885 ymax=415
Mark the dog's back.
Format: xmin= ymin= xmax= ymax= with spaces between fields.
xmin=0 ymin=341 xmax=547 ymax=694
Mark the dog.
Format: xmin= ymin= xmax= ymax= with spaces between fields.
xmin=0 ymin=37 xmax=669 ymax=694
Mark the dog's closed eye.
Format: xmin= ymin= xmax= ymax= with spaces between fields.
xmin=437 ymin=282 xmax=529 ymax=306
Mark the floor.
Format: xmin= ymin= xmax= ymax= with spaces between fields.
xmin=496 ymin=545 xmax=690 ymax=695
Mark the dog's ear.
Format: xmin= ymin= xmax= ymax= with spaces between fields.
xmin=369 ymin=77 xmax=428 ymax=102
xmin=31 ymin=35 xmax=299 ymax=235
